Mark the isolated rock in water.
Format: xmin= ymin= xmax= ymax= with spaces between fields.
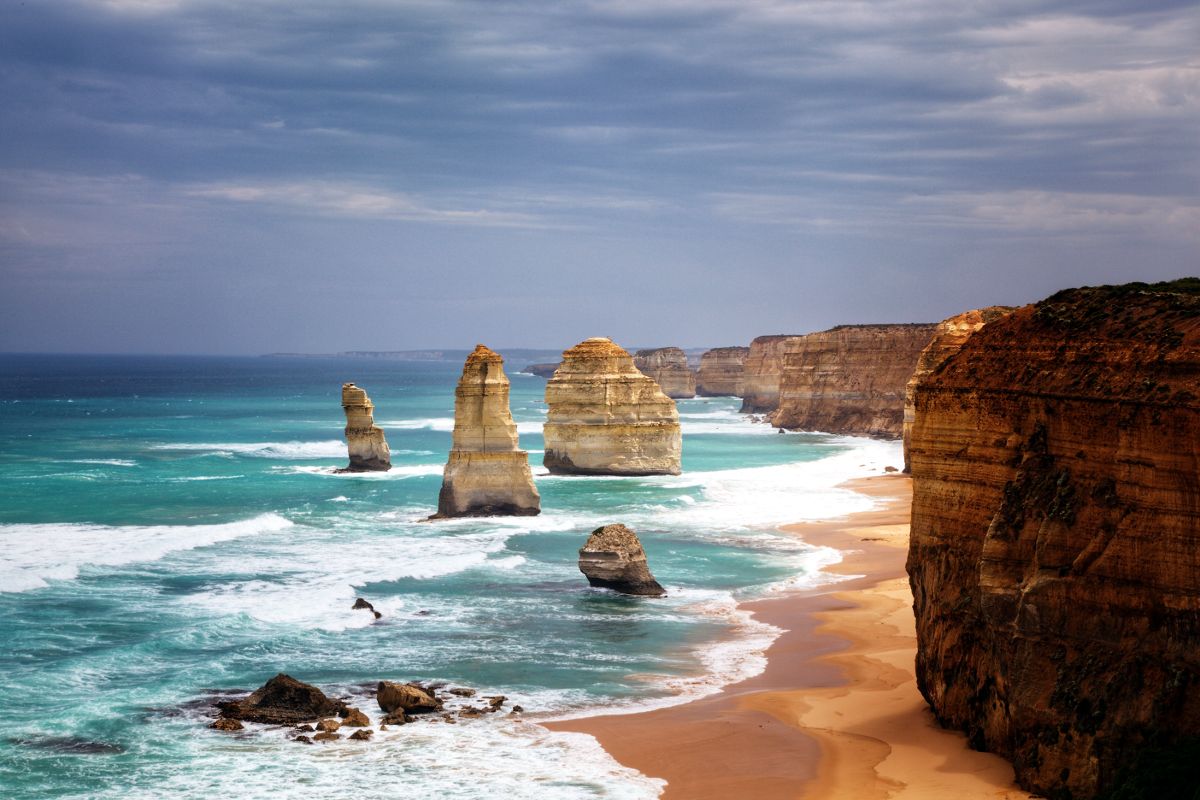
xmin=376 ymin=681 xmax=441 ymax=714
xmin=544 ymin=338 xmax=681 ymax=476
xmin=347 ymin=729 xmax=373 ymax=741
xmin=210 ymin=718 xmax=243 ymax=732
xmin=316 ymin=718 xmax=340 ymax=732
xmin=772 ymin=323 xmax=938 ymax=438
xmin=338 ymin=383 xmax=391 ymax=472
xmin=434 ymin=345 xmax=540 ymax=518
xmin=901 ymin=307 xmax=1014 ymax=472
xmin=633 ymin=347 xmax=697 ymax=399
xmin=216 ymin=673 xmax=348 ymax=725
xmin=522 ymin=362 xmax=560 ymax=378
xmin=696 ymin=346 xmax=749 ymax=397
xmin=907 ymin=280 xmax=1200 ymax=799
xmin=341 ymin=708 xmax=370 ymax=727
xmin=313 ymin=731 xmax=340 ymax=742
xmin=578 ymin=524 xmax=665 ymax=596
xmin=352 ymin=597 xmax=382 ymax=619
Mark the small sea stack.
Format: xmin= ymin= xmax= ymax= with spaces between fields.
xmin=633 ymin=347 xmax=696 ymax=398
xmin=543 ymin=337 xmax=681 ymax=476
xmin=696 ymin=346 xmax=749 ymax=397
xmin=578 ymin=524 xmax=665 ymax=597
xmin=433 ymin=345 xmax=540 ymax=518
xmin=338 ymin=383 xmax=391 ymax=472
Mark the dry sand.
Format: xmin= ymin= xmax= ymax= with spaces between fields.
xmin=545 ymin=473 xmax=1032 ymax=799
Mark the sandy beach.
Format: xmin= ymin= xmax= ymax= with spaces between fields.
xmin=546 ymin=473 xmax=1032 ymax=799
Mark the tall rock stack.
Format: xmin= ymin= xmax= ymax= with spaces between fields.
xmin=339 ymin=383 xmax=391 ymax=472
xmin=902 ymin=307 xmax=1014 ymax=471
xmin=907 ymin=280 xmax=1200 ymax=799
xmin=740 ymin=335 xmax=805 ymax=413
xmin=771 ymin=323 xmax=937 ymax=438
xmin=696 ymin=346 xmax=749 ymax=397
xmin=633 ymin=347 xmax=696 ymax=399
xmin=543 ymin=337 xmax=682 ymax=476
xmin=434 ymin=345 xmax=540 ymax=518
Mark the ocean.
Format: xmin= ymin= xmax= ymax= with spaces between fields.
xmin=0 ymin=353 xmax=901 ymax=799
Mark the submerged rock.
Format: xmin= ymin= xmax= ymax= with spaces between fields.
xmin=352 ymin=597 xmax=382 ymax=619
xmin=578 ymin=524 xmax=665 ymax=597
xmin=544 ymin=338 xmax=681 ymax=476
xmin=337 ymin=383 xmax=391 ymax=472
xmin=210 ymin=718 xmax=244 ymax=732
xmin=376 ymin=681 xmax=441 ymax=714
xmin=433 ymin=345 xmax=540 ymax=518
xmin=216 ymin=673 xmax=348 ymax=725
xmin=347 ymin=729 xmax=373 ymax=741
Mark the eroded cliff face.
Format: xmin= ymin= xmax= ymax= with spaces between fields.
xmin=771 ymin=324 xmax=937 ymax=438
xmin=907 ymin=281 xmax=1200 ymax=799
xmin=740 ymin=335 xmax=805 ymax=412
xmin=543 ymin=338 xmax=681 ymax=476
xmin=902 ymin=307 xmax=1015 ymax=471
xmin=339 ymin=383 xmax=391 ymax=472
xmin=435 ymin=345 xmax=539 ymax=517
xmin=633 ymin=347 xmax=696 ymax=399
xmin=696 ymin=346 xmax=749 ymax=397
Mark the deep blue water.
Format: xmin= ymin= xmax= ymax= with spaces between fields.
xmin=0 ymin=354 xmax=899 ymax=799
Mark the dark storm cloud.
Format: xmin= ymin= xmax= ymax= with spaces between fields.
xmin=1 ymin=0 xmax=1196 ymax=353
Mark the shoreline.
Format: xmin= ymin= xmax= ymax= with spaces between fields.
xmin=545 ymin=474 xmax=1031 ymax=799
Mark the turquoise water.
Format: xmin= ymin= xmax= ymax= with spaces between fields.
xmin=0 ymin=354 xmax=900 ymax=799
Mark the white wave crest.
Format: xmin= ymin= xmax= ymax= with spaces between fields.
xmin=0 ymin=513 xmax=293 ymax=593
xmin=151 ymin=441 xmax=346 ymax=459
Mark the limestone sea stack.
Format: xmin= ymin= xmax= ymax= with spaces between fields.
xmin=907 ymin=280 xmax=1200 ymax=799
xmin=902 ymin=307 xmax=1014 ymax=471
xmin=339 ymin=383 xmax=391 ymax=472
xmin=578 ymin=524 xmax=665 ymax=596
xmin=696 ymin=346 xmax=749 ymax=397
xmin=632 ymin=347 xmax=697 ymax=398
xmin=740 ymin=335 xmax=805 ymax=413
xmin=434 ymin=345 xmax=540 ymax=518
xmin=771 ymin=323 xmax=937 ymax=438
xmin=522 ymin=362 xmax=560 ymax=379
xmin=543 ymin=338 xmax=682 ymax=476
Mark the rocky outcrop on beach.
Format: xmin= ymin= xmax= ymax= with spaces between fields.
xmin=632 ymin=347 xmax=697 ymax=399
xmin=771 ymin=323 xmax=937 ymax=438
xmin=216 ymin=674 xmax=348 ymax=725
xmin=338 ymin=383 xmax=391 ymax=472
xmin=377 ymin=681 xmax=442 ymax=716
xmin=522 ymin=362 xmax=560 ymax=378
xmin=902 ymin=307 xmax=1014 ymax=471
xmin=740 ymin=335 xmax=805 ymax=413
xmin=543 ymin=338 xmax=681 ymax=476
xmin=578 ymin=524 xmax=665 ymax=596
xmin=906 ymin=280 xmax=1200 ymax=799
xmin=696 ymin=346 xmax=749 ymax=397
xmin=433 ymin=345 xmax=540 ymax=518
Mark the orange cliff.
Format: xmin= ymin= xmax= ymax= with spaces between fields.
xmin=696 ymin=346 xmax=749 ymax=397
xmin=906 ymin=280 xmax=1200 ymax=799
xmin=740 ymin=335 xmax=805 ymax=413
xmin=902 ymin=307 xmax=1015 ymax=471
xmin=771 ymin=323 xmax=937 ymax=438
xmin=633 ymin=347 xmax=697 ymax=399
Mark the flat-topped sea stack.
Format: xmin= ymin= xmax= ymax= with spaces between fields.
xmin=771 ymin=323 xmax=937 ymax=438
xmin=696 ymin=346 xmax=749 ymax=397
xmin=543 ymin=338 xmax=681 ymax=476
xmin=338 ymin=383 xmax=391 ymax=472
xmin=633 ymin=347 xmax=696 ymax=399
xmin=740 ymin=335 xmax=805 ymax=413
xmin=578 ymin=524 xmax=665 ymax=596
xmin=522 ymin=362 xmax=560 ymax=379
xmin=902 ymin=307 xmax=1014 ymax=471
xmin=434 ymin=345 xmax=539 ymax=518
xmin=907 ymin=280 xmax=1200 ymax=799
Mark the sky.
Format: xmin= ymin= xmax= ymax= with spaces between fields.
xmin=1 ymin=0 xmax=1197 ymax=355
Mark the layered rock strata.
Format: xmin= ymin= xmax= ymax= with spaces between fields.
xmin=543 ymin=338 xmax=681 ymax=476
xmin=772 ymin=323 xmax=937 ymax=438
xmin=906 ymin=280 xmax=1200 ymax=799
xmin=578 ymin=524 xmax=665 ymax=596
xmin=740 ymin=335 xmax=805 ymax=413
xmin=696 ymin=346 xmax=749 ymax=397
xmin=902 ymin=307 xmax=1014 ymax=471
xmin=338 ymin=383 xmax=391 ymax=472
xmin=434 ymin=345 xmax=540 ymax=518
xmin=633 ymin=347 xmax=697 ymax=399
